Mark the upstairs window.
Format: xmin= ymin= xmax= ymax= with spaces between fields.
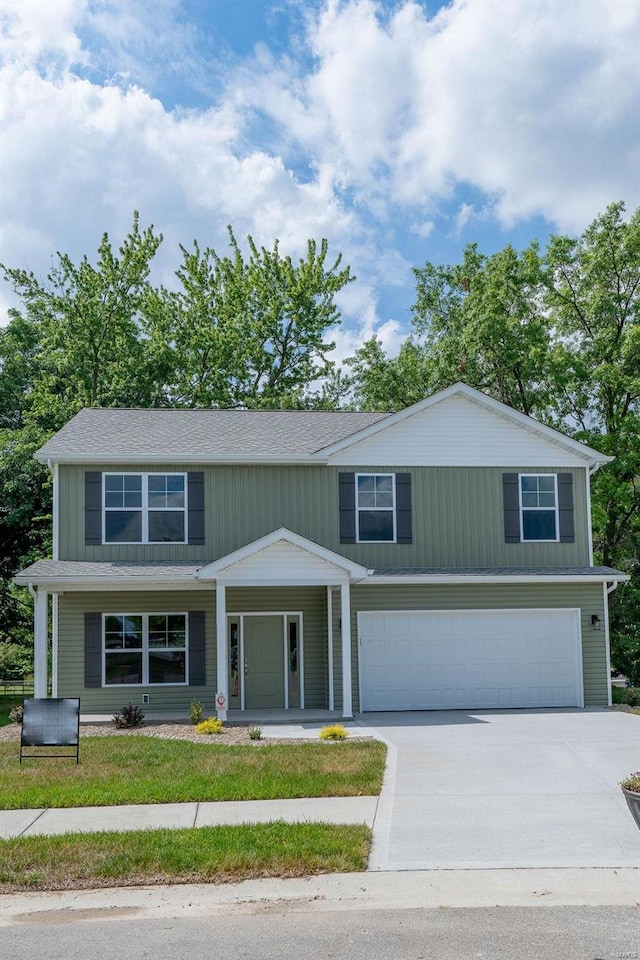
xmin=520 ymin=474 xmax=558 ymax=541
xmin=356 ymin=473 xmax=395 ymax=542
xmin=103 ymin=473 xmax=186 ymax=543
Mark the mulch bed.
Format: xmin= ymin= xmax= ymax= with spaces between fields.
xmin=0 ymin=721 xmax=298 ymax=746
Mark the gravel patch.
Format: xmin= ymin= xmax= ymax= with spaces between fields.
xmin=0 ymin=722 xmax=297 ymax=746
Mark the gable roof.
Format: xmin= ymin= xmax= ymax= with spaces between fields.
xmin=315 ymin=383 xmax=612 ymax=468
xmin=34 ymin=383 xmax=611 ymax=467
xmin=198 ymin=528 xmax=370 ymax=583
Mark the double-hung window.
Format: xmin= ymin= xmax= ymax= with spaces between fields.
xmin=520 ymin=474 xmax=559 ymax=541
xmin=103 ymin=473 xmax=187 ymax=543
xmin=356 ymin=473 xmax=396 ymax=542
xmin=103 ymin=613 xmax=187 ymax=685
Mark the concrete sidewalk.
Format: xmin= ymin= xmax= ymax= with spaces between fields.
xmin=0 ymin=796 xmax=378 ymax=839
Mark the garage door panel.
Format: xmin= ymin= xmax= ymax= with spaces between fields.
xmin=359 ymin=609 xmax=581 ymax=711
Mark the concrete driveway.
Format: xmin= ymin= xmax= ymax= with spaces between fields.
xmin=361 ymin=709 xmax=640 ymax=871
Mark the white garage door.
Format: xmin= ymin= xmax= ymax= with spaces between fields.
xmin=359 ymin=609 xmax=583 ymax=711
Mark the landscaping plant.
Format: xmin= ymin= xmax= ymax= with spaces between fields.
xmin=112 ymin=704 xmax=145 ymax=729
xmin=621 ymin=772 xmax=640 ymax=793
xmin=195 ymin=718 xmax=224 ymax=735
xmin=319 ymin=724 xmax=349 ymax=741
xmin=189 ymin=698 xmax=204 ymax=725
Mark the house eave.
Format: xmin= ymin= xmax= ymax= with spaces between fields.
xmin=366 ymin=573 xmax=631 ymax=585
xmin=35 ymin=453 xmax=324 ymax=466
xmin=13 ymin=575 xmax=210 ymax=592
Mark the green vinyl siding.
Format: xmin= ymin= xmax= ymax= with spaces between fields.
xmin=60 ymin=464 xmax=590 ymax=568
xmin=57 ymin=590 xmax=216 ymax=714
xmin=56 ymin=586 xmax=329 ymax=713
xmin=349 ymin=582 xmax=608 ymax=710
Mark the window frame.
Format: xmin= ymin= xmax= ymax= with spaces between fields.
xmin=102 ymin=612 xmax=189 ymax=687
xmin=519 ymin=473 xmax=560 ymax=543
xmin=355 ymin=472 xmax=397 ymax=543
xmin=102 ymin=472 xmax=188 ymax=545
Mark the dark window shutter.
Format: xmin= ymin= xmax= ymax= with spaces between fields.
xmin=85 ymin=472 xmax=102 ymax=545
xmin=503 ymin=473 xmax=521 ymax=543
xmin=84 ymin=612 xmax=102 ymax=688
xmin=395 ymin=473 xmax=412 ymax=543
xmin=189 ymin=611 xmax=206 ymax=686
xmin=339 ymin=473 xmax=356 ymax=543
xmin=188 ymin=472 xmax=205 ymax=545
xmin=557 ymin=473 xmax=575 ymax=543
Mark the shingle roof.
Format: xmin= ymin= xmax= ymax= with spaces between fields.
xmin=35 ymin=408 xmax=390 ymax=462
xmin=14 ymin=560 xmax=628 ymax=584
xmin=14 ymin=560 xmax=204 ymax=581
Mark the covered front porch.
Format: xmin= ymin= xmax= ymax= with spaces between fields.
xmin=198 ymin=528 xmax=371 ymax=720
xmin=16 ymin=529 xmax=370 ymax=720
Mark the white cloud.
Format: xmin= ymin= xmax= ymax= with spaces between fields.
xmin=246 ymin=0 xmax=640 ymax=231
xmin=1 ymin=0 xmax=638 ymax=344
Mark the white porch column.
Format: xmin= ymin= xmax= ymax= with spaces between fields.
xmin=340 ymin=581 xmax=352 ymax=718
xmin=327 ymin=587 xmax=334 ymax=712
xmin=33 ymin=587 xmax=48 ymax=699
xmin=216 ymin=582 xmax=228 ymax=720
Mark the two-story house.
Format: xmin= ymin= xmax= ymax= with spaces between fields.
xmin=15 ymin=383 xmax=628 ymax=719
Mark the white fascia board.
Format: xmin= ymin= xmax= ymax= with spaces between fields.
xmin=13 ymin=576 xmax=208 ymax=591
xmin=365 ymin=574 xmax=631 ymax=585
xmin=35 ymin=453 xmax=320 ymax=465
xmin=312 ymin=382 xmax=612 ymax=466
xmin=198 ymin=527 xmax=369 ymax=580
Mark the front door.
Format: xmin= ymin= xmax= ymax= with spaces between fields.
xmin=244 ymin=615 xmax=285 ymax=709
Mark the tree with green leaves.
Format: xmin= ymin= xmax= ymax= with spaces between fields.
xmin=160 ymin=226 xmax=354 ymax=409
xmin=350 ymin=202 xmax=639 ymax=677
xmin=0 ymin=216 xmax=353 ymax=662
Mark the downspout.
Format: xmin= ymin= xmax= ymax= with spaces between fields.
xmin=603 ymin=579 xmax=620 ymax=707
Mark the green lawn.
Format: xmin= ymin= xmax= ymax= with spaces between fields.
xmin=0 ymin=736 xmax=386 ymax=808
xmin=0 ymin=693 xmax=25 ymax=727
xmin=0 ymin=822 xmax=371 ymax=892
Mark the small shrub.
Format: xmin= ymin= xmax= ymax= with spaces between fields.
xmin=248 ymin=726 xmax=263 ymax=740
xmin=8 ymin=704 xmax=24 ymax=724
xmin=195 ymin=717 xmax=224 ymax=735
xmin=620 ymin=771 xmax=640 ymax=794
xmin=189 ymin=698 xmax=204 ymax=725
xmin=112 ymin=703 xmax=145 ymax=729
xmin=623 ymin=687 xmax=640 ymax=707
xmin=319 ymin=724 xmax=349 ymax=741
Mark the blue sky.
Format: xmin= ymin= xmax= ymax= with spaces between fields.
xmin=1 ymin=0 xmax=639 ymax=359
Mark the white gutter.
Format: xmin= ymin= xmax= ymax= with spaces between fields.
xmin=365 ymin=574 xmax=630 ymax=585
xmin=35 ymin=453 xmax=324 ymax=465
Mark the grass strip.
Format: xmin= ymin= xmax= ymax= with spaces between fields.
xmin=0 ymin=822 xmax=371 ymax=892
xmin=0 ymin=737 xmax=386 ymax=809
